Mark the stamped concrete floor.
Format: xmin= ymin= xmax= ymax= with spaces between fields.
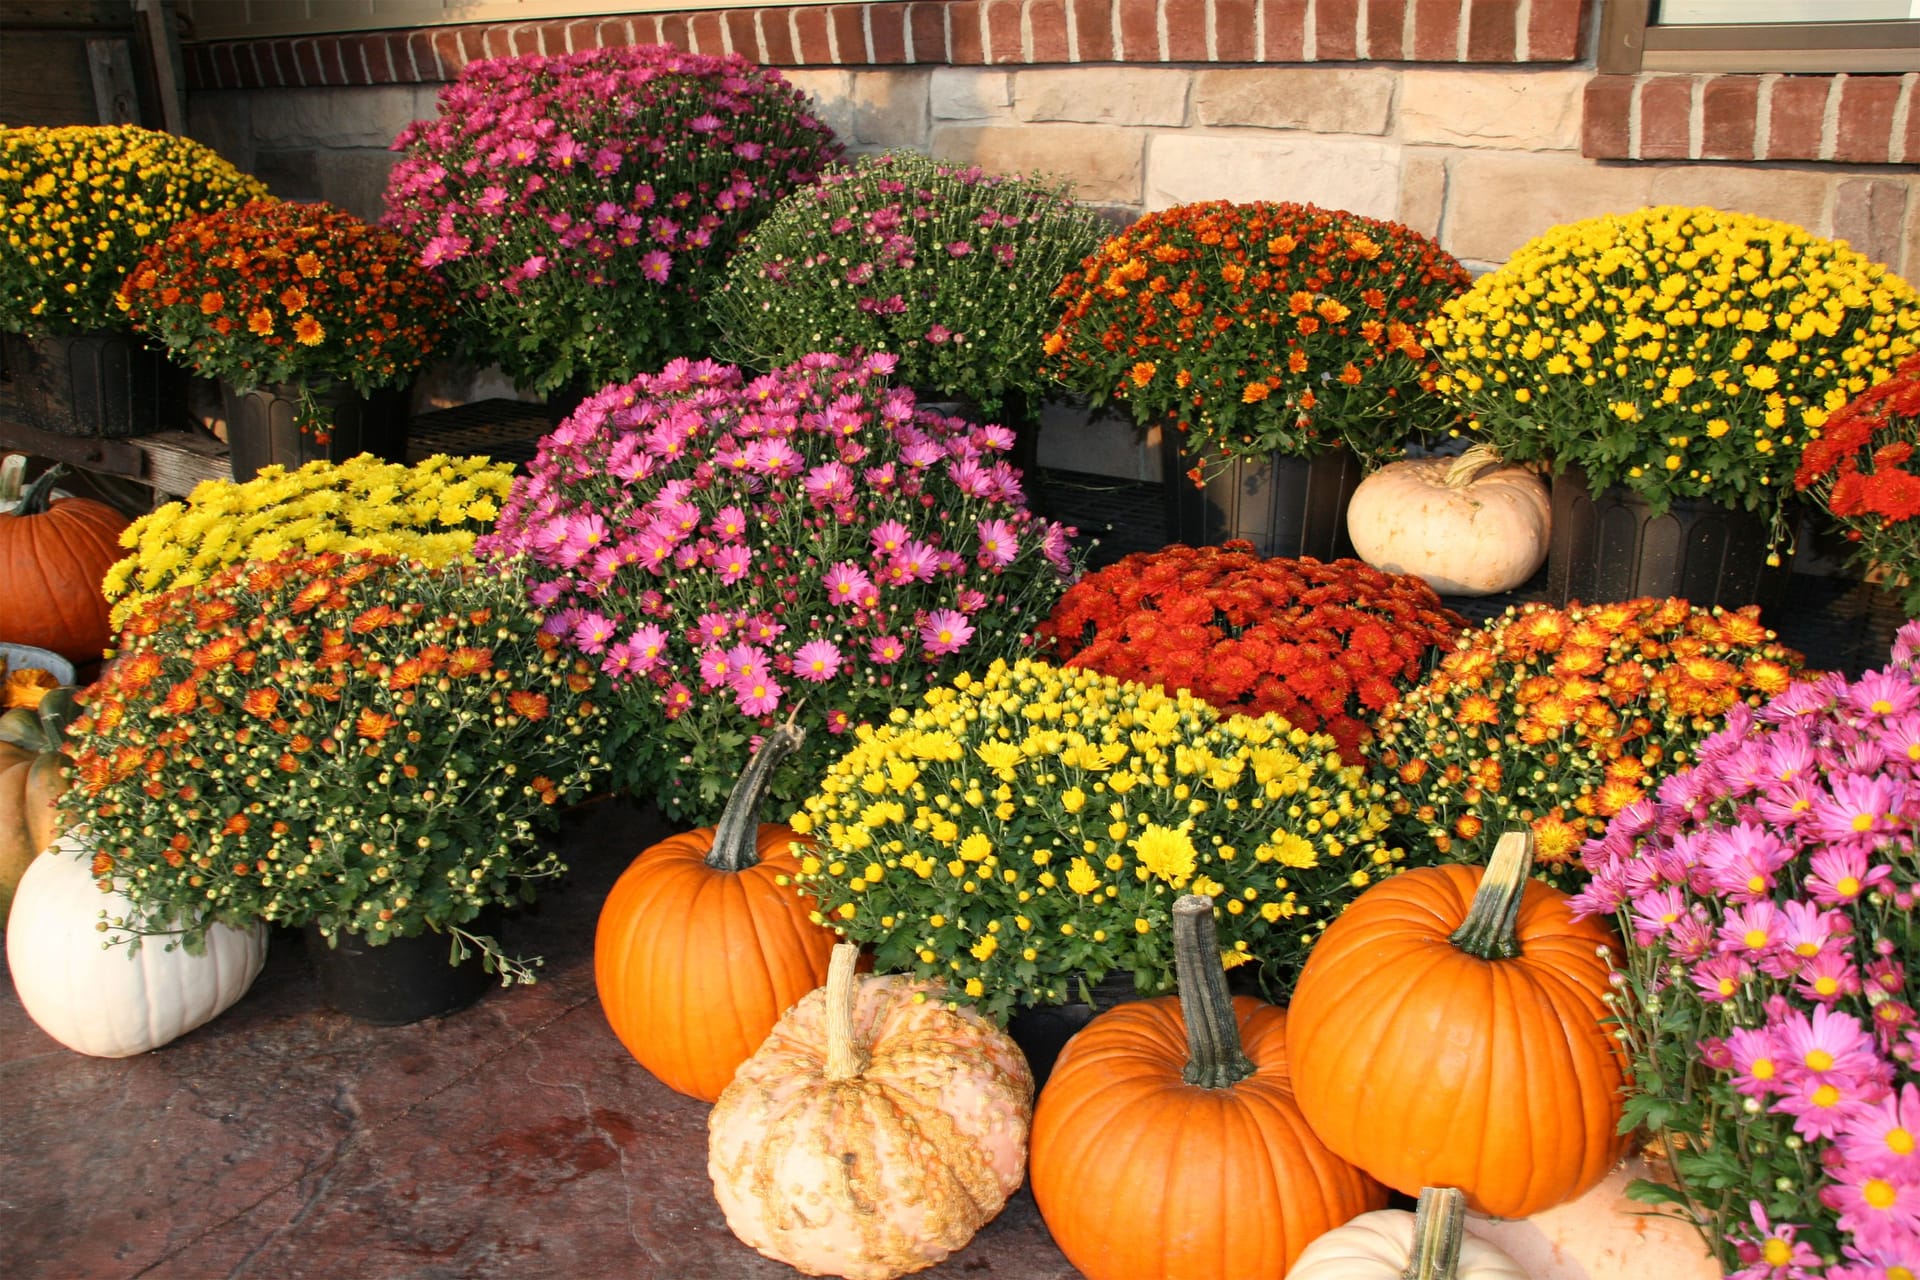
xmin=0 ymin=797 xmax=1081 ymax=1280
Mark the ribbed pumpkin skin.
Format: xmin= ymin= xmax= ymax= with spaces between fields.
xmin=1030 ymin=994 xmax=1388 ymax=1280
xmin=7 ymin=835 xmax=268 ymax=1056
xmin=1287 ymin=863 xmax=1627 ymax=1219
xmin=709 ymin=971 xmax=1033 ymax=1280
xmin=594 ymin=822 xmax=836 ymax=1102
xmin=0 ymin=494 xmax=128 ymax=664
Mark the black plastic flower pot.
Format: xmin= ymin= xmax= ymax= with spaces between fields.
xmin=1162 ymin=428 xmax=1363 ymax=560
xmin=1547 ymin=464 xmax=1792 ymax=612
xmin=222 ymin=378 xmax=411 ymax=481
xmin=1006 ymin=972 xmax=1145 ymax=1093
xmin=0 ymin=329 xmax=187 ymax=437
xmin=305 ymin=914 xmax=498 ymax=1026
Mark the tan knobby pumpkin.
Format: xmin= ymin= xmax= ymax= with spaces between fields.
xmin=1346 ymin=446 xmax=1550 ymax=595
xmin=708 ymin=942 xmax=1033 ymax=1279
xmin=0 ymin=687 xmax=75 ymax=925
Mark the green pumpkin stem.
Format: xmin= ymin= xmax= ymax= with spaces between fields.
xmin=706 ymin=721 xmax=805 ymax=872
xmin=15 ymin=463 xmax=67 ymax=517
xmin=1400 ymin=1186 xmax=1468 ymax=1280
xmin=1173 ymin=894 xmax=1256 ymax=1089
xmin=821 ymin=941 xmax=868 ymax=1081
xmin=1448 ymin=829 xmax=1534 ymax=961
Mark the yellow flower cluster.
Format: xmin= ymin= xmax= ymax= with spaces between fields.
xmin=790 ymin=657 xmax=1404 ymax=1021
xmin=0 ymin=125 xmax=267 ymax=332
xmin=1429 ymin=205 xmax=1919 ymax=530
xmin=102 ymin=454 xmax=514 ymax=630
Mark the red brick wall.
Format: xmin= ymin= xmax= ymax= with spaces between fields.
xmin=181 ymin=0 xmax=1591 ymax=89
xmin=1582 ymin=71 xmax=1915 ymax=166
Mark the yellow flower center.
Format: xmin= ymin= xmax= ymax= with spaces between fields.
xmin=1763 ymin=1239 xmax=1792 ymax=1267
xmin=1889 ymin=1127 xmax=1916 ymax=1156
xmin=1865 ymin=1178 xmax=1897 ymax=1210
xmin=1852 ymin=813 xmax=1876 ymax=832
xmin=1743 ymin=928 xmax=1770 ymax=949
xmin=1752 ymin=1057 xmax=1776 ymax=1080
xmin=1805 ymin=1049 xmax=1834 ymax=1072
xmin=1812 ymin=1084 xmax=1841 ymax=1108
xmin=1837 ymin=876 xmax=1862 ymax=897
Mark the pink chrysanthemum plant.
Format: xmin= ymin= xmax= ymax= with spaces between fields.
xmin=477 ymin=350 xmax=1079 ymax=822
xmin=382 ymin=45 xmax=841 ymax=396
xmin=1573 ymin=620 xmax=1920 ymax=1278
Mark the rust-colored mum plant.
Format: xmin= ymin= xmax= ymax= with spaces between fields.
xmin=119 ymin=198 xmax=451 ymax=399
xmin=1794 ymin=350 xmax=1920 ymax=616
xmin=1039 ymin=542 xmax=1464 ymax=762
xmin=1041 ymin=201 xmax=1471 ymax=472
xmin=62 ymin=552 xmax=608 ymax=979
xmin=1372 ymin=598 xmax=1809 ymax=887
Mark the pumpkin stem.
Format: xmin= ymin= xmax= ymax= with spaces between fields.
xmin=1442 ymin=444 xmax=1506 ymax=489
xmin=707 ymin=721 xmax=806 ymax=872
xmin=1173 ymin=894 xmax=1256 ymax=1089
xmin=1399 ymin=1187 xmax=1468 ymax=1280
xmin=15 ymin=463 xmax=67 ymax=517
xmin=1448 ymin=830 xmax=1534 ymax=961
xmin=821 ymin=941 xmax=869 ymax=1081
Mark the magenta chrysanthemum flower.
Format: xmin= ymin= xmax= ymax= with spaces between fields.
xmin=920 ymin=609 xmax=975 ymax=657
xmin=697 ymin=645 xmax=733 ymax=691
xmin=731 ymin=669 xmax=782 ymax=717
xmin=1810 ymin=774 xmax=1909 ymax=847
xmin=1836 ymin=1084 xmax=1920 ymax=1181
xmin=822 ymin=562 xmax=872 ymax=608
xmin=793 ymin=639 xmax=842 ymax=683
xmin=572 ymin=611 xmax=617 ymax=654
xmin=868 ymin=634 xmax=904 ymax=665
xmin=1728 ymin=1200 xmax=1824 ymax=1279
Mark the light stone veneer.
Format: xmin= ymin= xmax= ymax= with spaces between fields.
xmin=1145 ymin=134 xmax=1400 ymax=219
xmin=1010 ymin=67 xmax=1190 ymax=127
xmin=930 ymin=124 xmax=1145 ymax=204
xmin=249 ymin=85 xmax=438 ymax=150
xmin=1192 ymin=67 xmax=1396 ymax=136
xmin=1397 ymin=69 xmax=1589 ymax=151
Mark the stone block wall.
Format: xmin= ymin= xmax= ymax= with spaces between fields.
xmin=180 ymin=0 xmax=1920 ymax=479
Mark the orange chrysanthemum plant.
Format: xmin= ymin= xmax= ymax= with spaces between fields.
xmin=118 ymin=199 xmax=451 ymax=441
xmin=1794 ymin=351 xmax=1920 ymax=616
xmin=1039 ymin=542 xmax=1463 ymax=763
xmin=60 ymin=553 xmax=608 ymax=980
xmin=1371 ymin=598 xmax=1809 ymax=888
xmin=1042 ymin=201 xmax=1472 ymax=475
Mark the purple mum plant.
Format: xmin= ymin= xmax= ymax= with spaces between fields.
xmin=477 ymin=351 xmax=1078 ymax=822
xmin=382 ymin=44 xmax=841 ymax=396
xmin=710 ymin=150 xmax=1110 ymax=417
xmin=1574 ymin=620 xmax=1920 ymax=1278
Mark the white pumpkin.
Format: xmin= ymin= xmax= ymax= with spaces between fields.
xmin=1347 ymin=447 xmax=1550 ymax=595
xmin=6 ymin=833 xmax=268 ymax=1057
xmin=1291 ymin=1188 xmax=1529 ymax=1280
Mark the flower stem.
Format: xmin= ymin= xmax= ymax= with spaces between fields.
xmin=707 ymin=720 xmax=805 ymax=872
xmin=1449 ymin=829 xmax=1533 ymax=961
xmin=1400 ymin=1186 xmax=1466 ymax=1280
xmin=822 ymin=941 xmax=868 ymax=1081
xmin=1174 ymin=894 xmax=1256 ymax=1089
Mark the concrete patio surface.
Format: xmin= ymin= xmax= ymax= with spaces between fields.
xmin=0 ymin=795 xmax=1082 ymax=1280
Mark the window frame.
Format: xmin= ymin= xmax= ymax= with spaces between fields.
xmin=1597 ymin=0 xmax=1920 ymax=74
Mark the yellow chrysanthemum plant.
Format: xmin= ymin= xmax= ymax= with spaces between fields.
xmin=101 ymin=454 xmax=514 ymax=631
xmin=1428 ymin=205 xmax=1920 ymax=548
xmin=789 ymin=657 xmax=1407 ymax=1023
xmin=0 ymin=124 xmax=267 ymax=334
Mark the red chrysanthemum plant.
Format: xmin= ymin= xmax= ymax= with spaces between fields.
xmin=1795 ymin=351 xmax=1920 ymax=616
xmin=1038 ymin=542 xmax=1464 ymax=763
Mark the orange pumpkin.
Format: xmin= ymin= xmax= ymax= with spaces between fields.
xmin=1030 ymin=895 xmax=1388 ymax=1280
xmin=0 ymin=463 xmax=129 ymax=664
xmin=1288 ymin=830 xmax=1629 ymax=1219
xmin=594 ymin=723 xmax=838 ymax=1101
xmin=709 ymin=941 xmax=1033 ymax=1279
